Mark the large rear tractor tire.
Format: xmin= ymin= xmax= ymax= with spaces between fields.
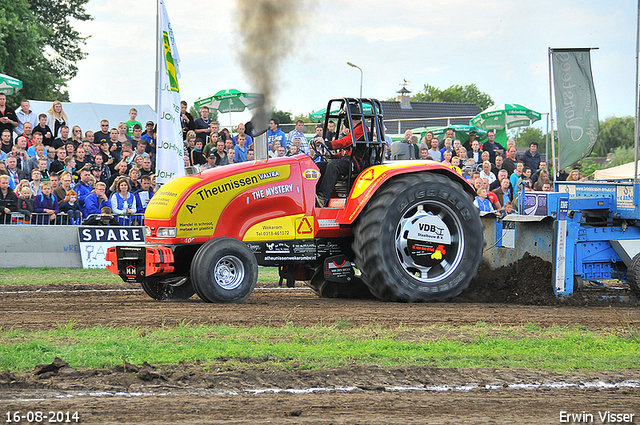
xmin=190 ymin=238 xmax=258 ymax=303
xmin=627 ymin=253 xmax=640 ymax=296
xmin=141 ymin=277 xmax=195 ymax=301
xmin=353 ymin=173 xmax=483 ymax=302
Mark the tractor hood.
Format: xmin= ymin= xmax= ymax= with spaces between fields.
xmin=144 ymin=156 xmax=319 ymax=243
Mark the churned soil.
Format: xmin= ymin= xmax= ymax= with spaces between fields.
xmin=457 ymin=254 xmax=638 ymax=307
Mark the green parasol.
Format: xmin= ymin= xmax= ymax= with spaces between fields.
xmin=194 ymin=89 xmax=265 ymax=113
xmin=410 ymin=125 xmax=488 ymax=143
xmin=470 ymin=103 xmax=541 ymax=146
xmin=470 ymin=103 xmax=541 ymax=130
xmin=0 ymin=73 xmax=23 ymax=95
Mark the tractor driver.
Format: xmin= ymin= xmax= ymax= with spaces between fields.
xmin=315 ymin=112 xmax=366 ymax=208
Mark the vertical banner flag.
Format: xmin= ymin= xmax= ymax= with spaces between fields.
xmin=156 ymin=0 xmax=185 ymax=185
xmin=551 ymin=49 xmax=599 ymax=170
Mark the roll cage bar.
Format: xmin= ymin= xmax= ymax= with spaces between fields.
xmin=321 ymin=98 xmax=386 ymax=187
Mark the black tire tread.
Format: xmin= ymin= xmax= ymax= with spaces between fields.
xmin=353 ymin=173 xmax=483 ymax=302
xmin=305 ymin=268 xmax=374 ymax=299
xmin=141 ymin=277 xmax=195 ymax=301
xmin=628 ymin=254 xmax=640 ymax=296
xmin=190 ymin=238 xmax=258 ymax=303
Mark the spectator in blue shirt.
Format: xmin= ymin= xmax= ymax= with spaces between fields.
xmin=267 ymin=118 xmax=286 ymax=149
xmin=234 ymin=134 xmax=248 ymax=163
xmin=473 ymin=187 xmax=495 ymax=213
xmin=82 ymin=182 xmax=109 ymax=220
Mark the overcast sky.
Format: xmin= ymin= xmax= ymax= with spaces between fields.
xmin=66 ymin=0 xmax=636 ymax=128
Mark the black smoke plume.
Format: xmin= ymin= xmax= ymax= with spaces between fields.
xmin=235 ymin=0 xmax=313 ymax=136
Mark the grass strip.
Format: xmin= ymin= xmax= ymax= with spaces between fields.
xmin=0 ymin=323 xmax=637 ymax=372
xmin=0 ymin=267 xmax=280 ymax=285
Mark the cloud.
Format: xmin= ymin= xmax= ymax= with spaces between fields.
xmin=464 ymin=30 xmax=487 ymax=40
xmin=64 ymin=0 xmax=639 ymax=120
xmin=345 ymin=25 xmax=430 ymax=43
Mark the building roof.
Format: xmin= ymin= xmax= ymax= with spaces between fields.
xmin=380 ymin=101 xmax=480 ymax=134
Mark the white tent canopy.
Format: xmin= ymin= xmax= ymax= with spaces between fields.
xmin=593 ymin=161 xmax=640 ymax=180
xmin=26 ymin=100 xmax=156 ymax=135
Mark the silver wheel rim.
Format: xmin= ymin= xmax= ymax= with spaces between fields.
xmin=395 ymin=201 xmax=465 ymax=283
xmin=214 ymin=255 xmax=245 ymax=290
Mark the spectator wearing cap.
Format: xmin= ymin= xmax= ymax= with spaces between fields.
xmin=90 ymin=161 xmax=109 ymax=184
xmin=141 ymin=121 xmax=156 ymax=156
xmin=201 ymin=153 xmax=217 ymax=170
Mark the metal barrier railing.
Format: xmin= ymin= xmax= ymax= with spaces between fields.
xmin=0 ymin=212 xmax=145 ymax=226
xmin=82 ymin=213 xmax=145 ymax=226
xmin=0 ymin=212 xmax=82 ymax=225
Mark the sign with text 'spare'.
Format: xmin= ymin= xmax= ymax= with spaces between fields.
xmin=77 ymin=227 xmax=146 ymax=269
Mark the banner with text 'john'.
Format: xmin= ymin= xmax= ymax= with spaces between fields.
xmin=156 ymin=0 xmax=185 ymax=184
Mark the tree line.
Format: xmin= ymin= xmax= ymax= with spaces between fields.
xmin=0 ymin=0 xmax=91 ymax=104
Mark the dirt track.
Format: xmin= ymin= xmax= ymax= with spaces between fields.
xmin=0 ymin=281 xmax=638 ymax=331
xmin=0 ymin=278 xmax=639 ymax=424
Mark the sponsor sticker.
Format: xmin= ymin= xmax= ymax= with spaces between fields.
xmin=303 ymin=169 xmax=319 ymax=180
xmin=407 ymin=215 xmax=451 ymax=244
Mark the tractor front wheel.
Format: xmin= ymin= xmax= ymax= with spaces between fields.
xmin=190 ymin=238 xmax=258 ymax=303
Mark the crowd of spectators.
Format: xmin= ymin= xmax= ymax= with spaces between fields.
xmin=184 ymin=102 xmax=343 ymax=169
xmin=0 ymin=97 xmax=347 ymax=224
xmin=386 ymin=126 xmax=586 ymax=216
xmin=0 ymin=95 xmax=156 ymax=225
xmin=0 ymin=94 xmax=589 ymax=223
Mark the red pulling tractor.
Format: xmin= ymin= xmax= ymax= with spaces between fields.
xmin=107 ymin=98 xmax=484 ymax=302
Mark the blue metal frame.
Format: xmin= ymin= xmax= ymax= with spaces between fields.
xmin=516 ymin=182 xmax=640 ymax=296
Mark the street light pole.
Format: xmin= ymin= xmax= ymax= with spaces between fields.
xmin=347 ymin=62 xmax=363 ymax=98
